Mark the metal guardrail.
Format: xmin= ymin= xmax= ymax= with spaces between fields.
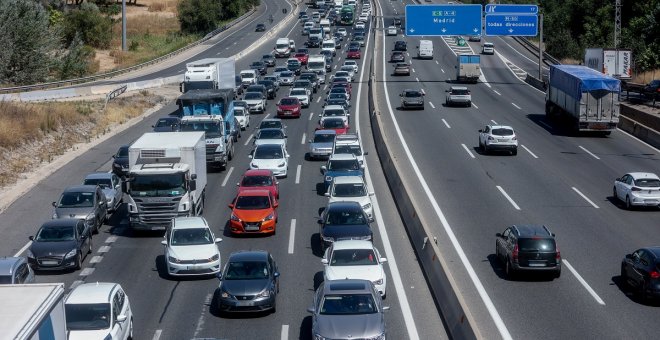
xmin=513 ymin=36 xmax=561 ymax=66
xmin=0 ymin=8 xmax=258 ymax=94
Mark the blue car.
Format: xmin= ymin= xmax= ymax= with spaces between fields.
xmin=320 ymin=154 xmax=364 ymax=191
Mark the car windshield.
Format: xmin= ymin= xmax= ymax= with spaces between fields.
xmin=84 ymin=178 xmax=112 ymax=189
xmin=241 ymin=72 xmax=254 ymax=78
xmin=322 ymin=119 xmax=345 ymax=128
xmin=262 ymin=55 xmax=272 ymax=59
xmin=281 ymin=72 xmax=294 ymax=78
xmin=287 ymin=60 xmax=300 ymax=66
xmin=241 ymin=175 xmax=273 ymax=187
xmin=225 ymin=261 xmax=269 ymax=280
xmin=328 ymin=94 xmax=346 ymax=101
xmin=328 ymin=159 xmax=359 ymax=170
xmin=131 ymin=173 xmax=186 ymax=197
xmin=254 ymin=146 xmax=284 ymax=159
xmin=341 ymin=66 xmax=353 ymax=72
xmin=116 ymin=147 xmax=129 ymax=157
xmin=349 ymin=48 xmax=359 ymax=52
xmin=57 ymin=191 xmax=94 ymax=208
xmin=65 ymin=303 xmax=111 ymax=330
xmin=35 ymin=226 xmax=75 ymax=242
xmin=333 ymin=183 xmax=366 ymax=197
xmin=234 ymin=109 xmax=245 ymax=116
xmin=492 ymin=128 xmax=514 ymax=136
xmin=330 ymin=249 xmax=377 ymax=266
xmin=324 ymin=109 xmax=345 ymax=116
xmin=405 ymin=91 xmax=422 ymax=98
xmin=155 ymin=119 xmax=176 ymax=127
xmin=280 ymin=98 xmax=298 ymax=105
xmin=334 ymin=145 xmax=362 ymax=156
xmin=179 ymin=121 xmax=222 ymax=138
xmin=260 ymin=121 xmax=283 ymax=129
xmin=330 ymin=88 xmax=346 ymax=94
xmin=313 ymin=134 xmax=335 ymax=143
xmin=634 ymin=178 xmax=660 ymax=187
xmin=235 ymin=195 xmax=271 ymax=209
xmin=244 ymin=92 xmax=262 ymax=100
xmin=291 ymin=89 xmax=307 ymax=96
xmin=171 ymin=228 xmax=213 ymax=246
xmin=519 ymin=239 xmax=556 ymax=252
xmin=396 ymin=63 xmax=408 ymax=68
xmin=258 ymin=130 xmax=285 ymax=139
xmin=320 ymin=294 xmax=377 ymax=315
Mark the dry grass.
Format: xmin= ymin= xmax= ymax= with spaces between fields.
xmin=0 ymin=93 xmax=166 ymax=186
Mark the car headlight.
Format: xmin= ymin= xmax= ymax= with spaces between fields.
xmin=208 ymin=254 xmax=220 ymax=262
xmin=52 ymin=211 xmax=58 ymax=219
xmin=325 ymin=176 xmax=332 ymax=182
xmin=65 ymin=248 xmax=78 ymax=259
xmin=27 ymin=250 xmax=34 ymax=259
xmin=372 ymin=278 xmax=383 ymax=285
xmin=230 ymin=213 xmax=241 ymax=222
xmin=362 ymin=203 xmax=372 ymax=210
xmin=314 ymin=334 xmax=329 ymax=340
xmin=257 ymin=289 xmax=271 ymax=298
xmin=215 ymin=144 xmax=225 ymax=153
xmin=168 ymin=256 xmax=180 ymax=263
xmin=321 ymin=235 xmax=334 ymax=242
xmin=277 ymin=161 xmax=286 ymax=167
xmin=263 ymin=213 xmax=274 ymax=221
xmin=220 ymin=290 xmax=233 ymax=299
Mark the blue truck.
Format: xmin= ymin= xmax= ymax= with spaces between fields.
xmin=545 ymin=65 xmax=620 ymax=134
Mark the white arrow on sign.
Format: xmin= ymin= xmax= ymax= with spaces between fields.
xmin=473 ymin=28 xmax=478 ymax=33
xmin=441 ymin=28 xmax=447 ymax=33
xmin=409 ymin=28 xmax=415 ymax=33
xmin=508 ymin=28 xmax=514 ymax=33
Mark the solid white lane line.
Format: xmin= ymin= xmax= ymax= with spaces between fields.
xmin=496 ymin=186 xmax=521 ymax=210
xmin=442 ymin=119 xmax=451 ymax=129
xmin=13 ymin=241 xmax=32 ymax=257
xmin=301 ymin=132 xmax=306 ymax=144
xmin=429 ymin=102 xmax=435 ymax=109
xmin=571 ymin=187 xmax=600 ymax=208
xmin=379 ymin=5 xmax=510 ymax=336
xmin=511 ymin=102 xmax=521 ymax=110
xmin=493 ymin=90 xmax=501 ymax=96
xmin=288 ymin=219 xmax=296 ymax=254
xmin=152 ymin=330 xmax=162 ymax=340
xmin=193 ymin=293 xmax=213 ymax=338
xmin=281 ymin=325 xmax=290 ymax=340
xmin=616 ymin=127 xmax=660 ymax=153
xmin=579 ymin=145 xmax=601 ymax=160
xmin=244 ymin=133 xmax=254 ymax=145
xmin=295 ymin=165 xmax=301 ymax=184
xmin=563 ymin=259 xmax=606 ymax=305
xmin=491 ymin=119 xmax=498 ymax=125
xmin=461 ymin=144 xmax=475 ymax=158
xmin=521 ymin=145 xmax=538 ymax=158
xmin=367 ymin=9 xmax=420 ymax=338
xmin=221 ymin=167 xmax=234 ymax=187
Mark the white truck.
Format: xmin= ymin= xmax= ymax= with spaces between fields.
xmin=179 ymin=115 xmax=234 ymax=168
xmin=307 ymin=55 xmax=327 ymax=83
xmin=584 ymin=48 xmax=632 ymax=80
xmin=0 ymin=283 xmax=67 ymax=340
xmin=181 ymin=58 xmax=235 ymax=93
xmin=124 ymin=132 xmax=207 ymax=231
xmin=456 ymin=54 xmax=481 ymax=83
xmin=417 ymin=40 xmax=433 ymax=59
xmin=274 ymin=38 xmax=293 ymax=58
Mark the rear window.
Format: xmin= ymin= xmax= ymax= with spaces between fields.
xmin=519 ymin=239 xmax=556 ymax=252
xmin=635 ymin=178 xmax=660 ymax=187
xmin=451 ymin=89 xmax=470 ymax=95
xmin=492 ymin=128 xmax=514 ymax=136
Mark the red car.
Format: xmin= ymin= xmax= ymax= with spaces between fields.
xmin=276 ymin=97 xmax=302 ymax=118
xmin=347 ymin=48 xmax=361 ymax=59
xmin=228 ymin=189 xmax=278 ymax=235
xmin=237 ymin=169 xmax=279 ymax=199
xmin=294 ymin=52 xmax=309 ymax=65
xmin=317 ymin=117 xmax=349 ymax=134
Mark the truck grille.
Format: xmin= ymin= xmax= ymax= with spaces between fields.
xmin=134 ymin=198 xmax=181 ymax=225
xmin=206 ymin=145 xmax=219 ymax=154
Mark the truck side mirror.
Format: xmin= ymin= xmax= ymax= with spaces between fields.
xmin=121 ymin=181 xmax=129 ymax=194
xmin=189 ymin=180 xmax=197 ymax=192
xmin=191 ymin=174 xmax=197 ymax=180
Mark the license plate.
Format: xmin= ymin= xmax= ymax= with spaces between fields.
xmin=42 ymin=260 xmax=58 ymax=265
xmin=151 ymin=226 xmax=166 ymax=230
xmin=245 ymin=225 xmax=260 ymax=231
xmin=236 ymin=300 xmax=254 ymax=307
xmin=497 ymin=139 xmax=508 ymax=142
xmin=285 ymin=111 xmax=292 ymax=115
xmin=528 ymin=261 xmax=547 ymax=267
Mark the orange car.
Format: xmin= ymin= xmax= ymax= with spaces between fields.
xmin=229 ymin=189 xmax=278 ymax=235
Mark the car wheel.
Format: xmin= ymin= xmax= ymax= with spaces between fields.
xmin=128 ymin=318 xmax=134 ymax=340
xmin=511 ymin=149 xmax=517 ymax=156
xmin=625 ymin=195 xmax=633 ymax=210
xmin=484 ymin=144 xmax=489 ymax=154
xmin=613 ymin=187 xmax=618 ymax=201
xmin=495 ymin=243 xmax=500 ymax=260
xmin=505 ymin=258 xmax=514 ymax=278
xmin=620 ymin=264 xmax=629 ymax=286
xmin=74 ymin=252 xmax=82 ymax=270
xmin=88 ymin=237 xmax=93 ymax=254
xmin=94 ymin=219 xmax=100 ymax=234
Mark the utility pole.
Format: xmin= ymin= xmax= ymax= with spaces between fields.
xmin=539 ymin=13 xmax=543 ymax=80
xmin=614 ymin=0 xmax=622 ymax=77
xmin=122 ymin=0 xmax=127 ymax=51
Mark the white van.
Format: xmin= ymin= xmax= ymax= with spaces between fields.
xmin=320 ymin=19 xmax=331 ymax=34
xmin=307 ymin=55 xmax=327 ymax=83
xmin=417 ymin=39 xmax=433 ymax=59
xmin=274 ymin=38 xmax=292 ymax=58
xmin=322 ymin=39 xmax=336 ymax=56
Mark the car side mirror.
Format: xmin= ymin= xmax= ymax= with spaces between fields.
xmin=321 ymin=258 xmax=329 ymax=264
xmin=495 ymin=232 xmax=502 ymax=238
xmin=380 ymin=257 xmax=388 ymax=263
xmin=625 ymin=254 xmax=632 ymax=259
xmin=360 ymin=165 xmax=365 ymax=169
xmin=274 ymin=272 xmax=280 ymax=278
xmin=273 ymin=202 xmax=279 ymax=208
xmin=228 ymin=203 xmax=235 ymax=209
xmin=319 ymin=114 xmax=322 ymax=117
xmin=216 ymin=272 xmax=223 ymax=280
xmin=151 ymin=125 xmax=155 ymax=128
xmin=215 ymin=238 xmax=223 ymax=243
xmin=29 ymin=235 xmax=34 ymax=241
xmin=320 ymin=165 xmax=327 ymax=172
xmin=363 ymin=151 xmax=369 ymax=156
xmin=52 ymin=201 xmax=57 ymax=207
xmin=478 ymin=129 xmax=483 ymax=133
xmin=116 ymin=314 xmax=127 ymax=322
xmin=248 ymin=154 xmax=253 ymax=159
xmin=369 ymin=192 xmax=375 ymax=196
xmin=307 ymin=306 xmax=315 ymax=313
xmin=615 ymin=177 xmax=621 ymax=182
xmin=324 ymin=192 xmax=330 ymax=197
xmin=160 ymin=240 xmax=167 ymax=246
xmin=347 ymin=113 xmax=351 ymax=116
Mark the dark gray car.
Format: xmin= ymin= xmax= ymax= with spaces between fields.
xmin=214 ymin=250 xmax=280 ymax=314
xmin=111 ymin=145 xmax=130 ymax=177
xmin=308 ymin=279 xmax=388 ymax=340
xmin=0 ymin=256 xmax=34 ymax=284
xmin=27 ymin=219 xmax=92 ymax=271
xmin=83 ymin=172 xmax=123 ymax=212
xmin=52 ymin=185 xmax=107 ymax=234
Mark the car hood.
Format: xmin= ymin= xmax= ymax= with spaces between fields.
xmin=233 ymin=208 xmax=274 ymax=222
xmin=167 ymin=243 xmax=219 ymax=261
xmin=55 ymin=207 xmax=93 ymax=219
xmin=113 ymin=157 xmax=128 ymax=166
xmin=221 ymin=279 xmax=270 ymax=296
xmin=244 ymin=98 xmax=263 ymax=105
xmin=68 ymin=329 xmax=112 ymax=340
xmin=278 ymin=104 xmax=300 ymax=110
xmin=329 ymin=196 xmax=370 ymax=207
xmin=311 ymin=142 xmax=333 ymax=149
xmin=325 ymin=264 xmax=383 ymax=282
xmin=326 ymin=170 xmax=363 ymax=179
xmin=31 ymin=240 xmax=77 ymax=257
xmin=315 ymin=313 xmax=384 ymax=338
xmin=322 ymin=224 xmax=371 ymax=240
xmin=252 ymin=158 xmax=286 ymax=169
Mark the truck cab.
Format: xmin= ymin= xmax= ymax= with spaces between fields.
xmin=179 ymin=115 xmax=234 ymax=168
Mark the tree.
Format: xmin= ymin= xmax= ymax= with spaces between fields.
xmin=59 ymin=33 xmax=95 ymax=79
xmin=0 ymin=0 xmax=59 ymax=85
xmin=62 ymin=2 xmax=113 ymax=49
xmin=178 ymin=0 xmax=223 ymax=35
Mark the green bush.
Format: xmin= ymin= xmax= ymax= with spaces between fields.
xmin=63 ymin=2 xmax=113 ymax=49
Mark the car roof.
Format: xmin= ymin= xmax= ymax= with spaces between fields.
xmin=321 ymin=279 xmax=373 ymax=295
xmin=0 ymin=257 xmax=25 ymax=274
xmin=489 ymin=125 xmax=514 ymax=130
xmin=243 ymin=169 xmax=274 ymax=177
xmin=628 ymin=172 xmax=660 ymax=180
xmin=63 ymin=184 xmax=98 ymax=193
xmin=84 ymin=172 xmax=114 ymax=180
xmin=510 ymin=225 xmax=553 ymax=238
xmin=331 ymin=239 xmax=374 ymax=251
xmin=228 ymin=250 xmax=269 ymax=262
xmin=324 ymin=105 xmax=346 ymax=111
xmin=315 ymin=129 xmax=337 ymax=136
xmin=329 ymin=153 xmax=357 ymax=161
xmin=644 ymin=247 xmax=660 ymax=257
xmin=172 ymin=216 xmax=209 ymax=230
xmin=41 ymin=219 xmax=80 ymax=228
xmin=255 ymin=143 xmax=284 ymax=151
xmin=237 ymin=189 xmax=271 ymax=197
xmin=332 ymin=176 xmax=365 ymax=185
xmin=66 ymin=282 xmax=121 ymax=304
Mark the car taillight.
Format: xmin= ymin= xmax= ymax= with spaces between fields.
xmin=512 ymin=244 xmax=519 ymax=261
xmin=650 ymin=271 xmax=660 ymax=279
xmin=512 ymin=136 xmax=517 ymax=140
xmin=631 ymin=187 xmax=642 ymax=191
xmin=555 ymin=246 xmax=561 ymax=261
xmin=488 ymin=136 xmax=494 ymax=141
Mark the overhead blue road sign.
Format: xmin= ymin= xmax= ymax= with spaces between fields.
xmin=484 ymin=4 xmax=538 ymax=14
xmin=485 ymin=14 xmax=538 ymax=36
xmin=404 ymin=4 xmax=482 ymax=36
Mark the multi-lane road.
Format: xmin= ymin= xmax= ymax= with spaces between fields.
xmin=0 ymin=1 xmax=447 ymax=339
xmin=376 ymin=0 xmax=660 ymax=339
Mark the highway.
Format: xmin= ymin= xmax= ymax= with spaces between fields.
xmin=376 ymin=0 xmax=660 ymax=339
xmin=0 ymin=1 xmax=447 ymax=339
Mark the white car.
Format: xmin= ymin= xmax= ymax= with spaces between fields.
xmin=339 ymin=65 xmax=356 ymax=79
xmin=320 ymin=105 xmax=350 ymax=125
xmin=343 ymin=60 xmax=359 ymax=74
xmin=354 ymin=21 xmax=366 ymax=30
xmin=243 ymin=91 xmax=266 ymax=113
xmin=65 ymin=282 xmax=133 ymax=340
xmin=336 ymin=28 xmax=347 ymax=37
xmin=478 ymin=125 xmax=518 ymax=155
xmin=233 ymin=106 xmax=250 ymax=130
xmin=250 ymin=143 xmax=290 ymax=177
xmin=445 ymin=86 xmax=472 ymax=107
xmin=358 ymin=14 xmax=369 ymax=22
xmin=482 ymin=42 xmax=495 ymax=55
xmin=254 ymin=128 xmax=287 ymax=148
xmin=322 ymin=240 xmax=388 ymax=297
xmin=333 ymin=70 xmax=354 ymax=82
xmin=325 ymin=176 xmax=374 ymax=220
xmin=333 ymin=133 xmax=367 ymax=165
xmin=162 ymin=217 xmax=222 ymax=277
xmin=613 ymin=172 xmax=660 ymax=209
xmin=386 ymin=26 xmax=398 ymax=36
xmin=289 ymin=87 xmax=311 ymax=107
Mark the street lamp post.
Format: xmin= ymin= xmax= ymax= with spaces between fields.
xmin=122 ymin=0 xmax=127 ymax=51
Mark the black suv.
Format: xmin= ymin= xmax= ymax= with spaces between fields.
xmin=249 ymin=61 xmax=267 ymax=75
xmin=318 ymin=202 xmax=372 ymax=251
xmin=257 ymin=80 xmax=278 ymax=99
xmin=621 ymin=246 xmax=660 ymax=300
xmin=495 ymin=225 xmax=561 ymax=279
xmin=394 ymin=40 xmax=407 ymax=51
xmin=307 ymin=36 xmax=321 ymax=48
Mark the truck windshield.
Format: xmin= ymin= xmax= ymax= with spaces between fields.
xmin=180 ymin=122 xmax=223 ymax=138
xmin=65 ymin=303 xmax=111 ymax=330
xmin=131 ymin=173 xmax=186 ymax=197
xmin=309 ymin=61 xmax=324 ymax=69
